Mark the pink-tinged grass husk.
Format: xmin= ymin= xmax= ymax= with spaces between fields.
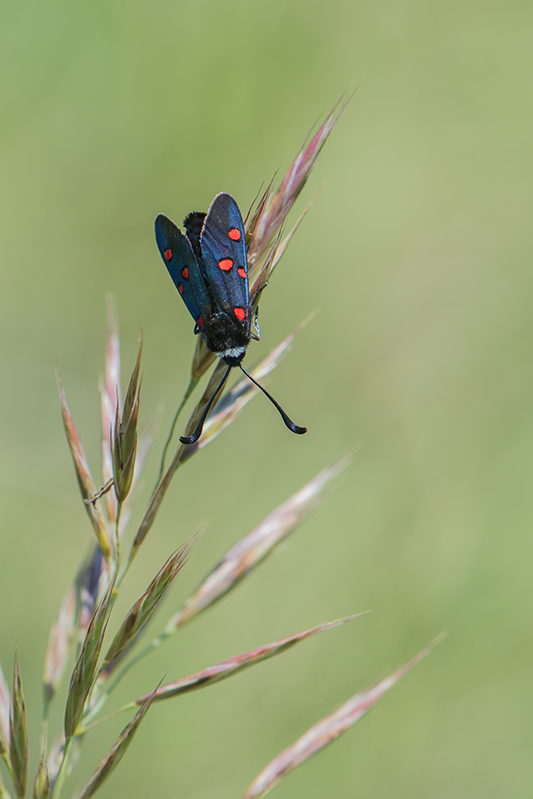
xmin=167 ymin=452 xmax=351 ymax=630
xmin=10 ymin=647 xmax=28 ymax=799
xmin=249 ymin=195 xmax=318 ymax=310
xmin=33 ymin=755 xmax=51 ymax=799
xmin=100 ymin=301 xmax=156 ymax=535
xmin=75 ymin=686 xmax=159 ymax=799
xmin=43 ymin=585 xmax=76 ymax=708
xmin=242 ymin=635 xmax=445 ymax=799
xmin=57 ymin=377 xmax=112 ymax=563
xmin=64 ymin=579 xmax=115 ymax=739
xmin=100 ymin=296 xmax=121 ymax=525
xmin=0 ymin=664 xmax=9 ymax=760
xmin=248 ymin=235 xmax=281 ymax=314
xmin=246 ymin=93 xmax=354 ymax=279
xmin=133 ymin=615 xmax=368 ymax=706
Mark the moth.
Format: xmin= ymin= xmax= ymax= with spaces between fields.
xmin=155 ymin=192 xmax=306 ymax=443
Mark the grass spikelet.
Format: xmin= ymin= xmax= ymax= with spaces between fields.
xmin=242 ymin=635 xmax=444 ymax=799
xmin=57 ymin=377 xmax=112 ymax=563
xmin=75 ymin=685 xmax=159 ymax=799
xmin=64 ymin=580 xmax=115 ymax=739
xmin=167 ymin=453 xmax=351 ymax=630
xmin=103 ymin=543 xmax=189 ymax=668
xmin=33 ymin=755 xmax=50 ymax=799
xmin=0 ymin=664 xmax=9 ymax=761
xmin=112 ymin=333 xmax=143 ymax=504
xmin=10 ymin=646 xmax=28 ymax=799
xmin=99 ymin=296 xmax=121 ymax=525
xmin=43 ymin=585 xmax=76 ymax=709
xmin=134 ymin=615 xmax=368 ymax=705
xmin=99 ymin=306 xmax=155 ymax=535
xmin=246 ymin=93 xmax=354 ymax=276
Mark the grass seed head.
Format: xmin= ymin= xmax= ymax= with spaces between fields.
xmin=33 ymin=755 xmax=51 ymax=799
xmin=112 ymin=334 xmax=143 ymax=503
xmin=246 ymin=94 xmax=353 ymax=280
xmin=76 ymin=684 xmax=160 ymax=799
xmin=57 ymin=376 xmax=112 ymax=562
xmin=10 ymin=646 xmax=29 ymax=799
xmin=103 ymin=543 xmax=189 ymax=669
xmin=169 ymin=453 xmax=351 ymax=629
xmin=64 ymin=580 xmax=115 ymax=739
xmin=0 ymin=663 xmax=9 ymax=759
xmin=43 ymin=585 xmax=76 ymax=707
xmin=100 ymin=296 xmax=121 ymax=524
xmin=136 ymin=615 xmax=367 ymax=705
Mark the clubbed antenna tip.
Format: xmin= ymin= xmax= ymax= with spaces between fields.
xmin=180 ymin=363 xmax=306 ymax=445
xmin=238 ymin=364 xmax=306 ymax=435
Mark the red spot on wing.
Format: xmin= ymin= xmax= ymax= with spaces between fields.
xmin=181 ymin=267 xmax=189 ymax=279
xmin=238 ymin=268 xmax=246 ymax=279
xmin=164 ymin=248 xmax=172 ymax=261
xmin=178 ymin=283 xmax=184 ymax=295
xmin=219 ymin=258 xmax=233 ymax=271
xmin=234 ymin=307 xmax=245 ymax=322
xmin=228 ymin=228 xmax=241 ymax=241
xmin=197 ymin=315 xmax=205 ymax=329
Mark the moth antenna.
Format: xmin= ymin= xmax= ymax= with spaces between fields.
xmin=180 ymin=365 xmax=232 ymax=445
xmin=238 ymin=364 xmax=307 ymax=435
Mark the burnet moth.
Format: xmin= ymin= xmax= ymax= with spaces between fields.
xmin=155 ymin=192 xmax=307 ymax=444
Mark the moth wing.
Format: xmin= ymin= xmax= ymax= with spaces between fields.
xmin=199 ymin=193 xmax=250 ymax=330
xmin=155 ymin=213 xmax=212 ymax=330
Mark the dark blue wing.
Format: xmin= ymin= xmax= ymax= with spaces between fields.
xmin=199 ymin=193 xmax=250 ymax=331
xmin=155 ymin=213 xmax=212 ymax=332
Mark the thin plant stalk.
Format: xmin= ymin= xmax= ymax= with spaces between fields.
xmin=51 ymin=738 xmax=73 ymax=799
xmin=156 ymin=375 xmax=198 ymax=486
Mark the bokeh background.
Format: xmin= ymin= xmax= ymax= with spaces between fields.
xmin=1 ymin=0 xmax=532 ymax=796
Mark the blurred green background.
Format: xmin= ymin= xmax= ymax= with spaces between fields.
xmin=1 ymin=0 xmax=532 ymax=796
